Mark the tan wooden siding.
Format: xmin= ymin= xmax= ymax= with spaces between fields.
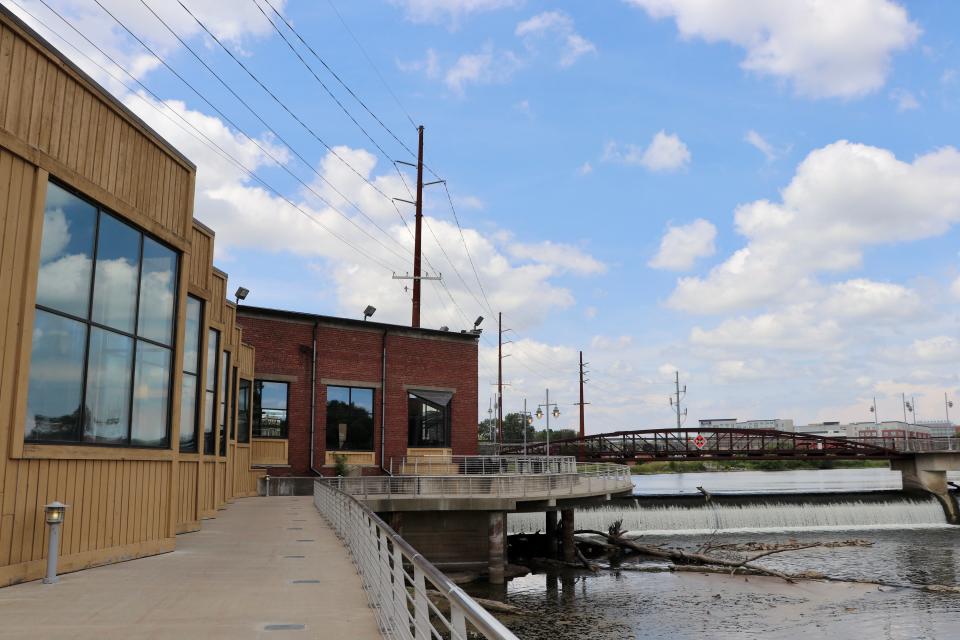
xmin=0 ymin=22 xmax=192 ymax=244
xmin=251 ymin=439 xmax=289 ymax=466
xmin=0 ymin=150 xmax=39 ymax=500
xmin=238 ymin=344 xmax=255 ymax=378
xmin=0 ymin=459 xmax=173 ymax=584
xmin=215 ymin=462 xmax=227 ymax=508
xmin=230 ymin=446 xmax=258 ymax=498
xmin=201 ymin=461 xmax=216 ymax=517
xmin=176 ymin=461 xmax=199 ymax=532
xmin=210 ymin=273 xmax=226 ymax=326
xmin=187 ymin=223 xmax=213 ymax=292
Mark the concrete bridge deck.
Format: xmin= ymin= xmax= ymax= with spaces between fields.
xmin=0 ymin=497 xmax=380 ymax=639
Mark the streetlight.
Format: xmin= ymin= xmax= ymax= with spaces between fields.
xmin=363 ymin=305 xmax=377 ymax=321
xmin=43 ymin=501 xmax=67 ymax=584
xmin=536 ymin=389 xmax=561 ymax=467
xmin=234 ymin=286 xmax=249 ymax=305
xmin=869 ymin=397 xmax=878 ymax=424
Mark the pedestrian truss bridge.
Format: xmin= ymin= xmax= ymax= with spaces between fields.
xmin=502 ymin=428 xmax=960 ymax=464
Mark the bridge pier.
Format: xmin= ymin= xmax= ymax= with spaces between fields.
xmin=892 ymin=454 xmax=960 ymax=525
xmin=561 ymin=509 xmax=576 ymax=563
xmin=545 ymin=511 xmax=558 ymax=558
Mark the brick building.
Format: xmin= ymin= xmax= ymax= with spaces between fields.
xmin=236 ymin=306 xmax=480 ymax=475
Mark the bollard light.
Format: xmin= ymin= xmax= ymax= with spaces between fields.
xmin=43 ymin=501 xmax=67 ymax=584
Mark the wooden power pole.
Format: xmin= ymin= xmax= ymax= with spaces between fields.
xmin=411 ymin=125 xmax=424 ymax=328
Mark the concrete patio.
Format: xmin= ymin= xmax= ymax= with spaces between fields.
xmin=0 ymin=497 xmax=381 ymax=639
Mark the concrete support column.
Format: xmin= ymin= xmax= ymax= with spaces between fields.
xmin=545 ymin=510 xmax=558 ymax=558
xmin=561 ymin=509 xmax=575 ymax=563
xmin=488 ymin=511 xmax=505 ymax=584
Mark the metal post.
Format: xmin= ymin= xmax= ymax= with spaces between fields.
xmin=497 ymin=312 xmax=503 ymax=445
xmin=546 ymin=388 xmax=550 ymax=465
xmin=523 ymin=398 xmax=528 ymax=456
xmin=412 ymin=125 xmax=424 ymax=328
xmin=43 ymin=521 xmax=62 ymax=584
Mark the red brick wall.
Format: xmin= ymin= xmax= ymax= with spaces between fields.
xmin=237 ymin=313 xmax=479 ymax=475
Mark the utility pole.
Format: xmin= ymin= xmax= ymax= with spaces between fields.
xmin=946 ymin=392 xmax=954 ymax=424
xmin=669 ymin=371 xmax=687 ymax=429
xmin=902 ymin=393 xmax=908 ymax=423
xmin=411 ymin=125 xmax=424 ymax=327
xmin=393 ymin=126 xmax=441 ymax=327
xmin=497 ymin=312 xmax=503 ymax=445
xmin=576 ymin=351 xmax=590 ymax=459
xmin=487 ymin=397 xmax=494 ymax=442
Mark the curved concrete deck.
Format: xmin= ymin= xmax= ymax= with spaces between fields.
xmin=0 ymin=497 xmax=380 ymax=639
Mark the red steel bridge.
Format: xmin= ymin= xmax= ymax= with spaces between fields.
xmin=501 ymin=428 xmax=928 ymax=463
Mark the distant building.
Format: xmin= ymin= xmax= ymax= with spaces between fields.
xmin=698 ymin=418 xmax=737 ymax=428
xmin=918 ymin=420 xmax=959 ymax=438
xmin=798 ymin=421 xmax=931 ymax=439
xmin=737 ymin=418 xmax=795 ymax=432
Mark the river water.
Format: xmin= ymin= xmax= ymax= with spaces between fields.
xmin=466 ymin=469 xmax=960 ymax=639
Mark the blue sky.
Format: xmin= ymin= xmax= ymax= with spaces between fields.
xmin=10 ymin=0 xmax=960 ymax=433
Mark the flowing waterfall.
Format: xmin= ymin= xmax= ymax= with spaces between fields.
xmin=508 ymin=498 xmax=948 ymax=535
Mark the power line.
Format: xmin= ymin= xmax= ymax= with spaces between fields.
xmin=21 ymin=0 xmax=399 ymax=274
xmin=258 ymin=0 xmax=418 ymax=160
xmin=325 ymin=0 xmax=418 ymax=130
xmin=133 ymin=0 xmax=411 ymax=268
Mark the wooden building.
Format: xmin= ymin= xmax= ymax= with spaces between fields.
xmin=0 ymin=7 xmax=260 ymax=586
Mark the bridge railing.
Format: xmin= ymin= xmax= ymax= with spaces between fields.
xmin=320 ymin=461 xmax=633 ymax=500
xmin=388 ymin=454 xmax=577 ymax=476
xmin=849 ymin=437 xmax=960 ymax=453
xmin=315 ymin=481 xmax=519 ymax=640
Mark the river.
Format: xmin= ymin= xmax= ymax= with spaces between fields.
xmin=465 ymin=469 xmax=960 ymax=639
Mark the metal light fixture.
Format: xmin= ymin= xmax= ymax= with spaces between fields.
xmin=43 ymin=501 xmax=67 ymax=584
xmin=234 ymin=286 xmax=249 ymax=305
xmin=552 ymin=406 xmax=561 ymax=419
xmin=363 ymin=305 xmax=377 ymax=321
xmin=535 ymin=407 xmax=544 ymax=420
xmin=526 ymin=414 xmax=534 ymax=426
xmin=474 ymin=316 xmax=484 ymax=328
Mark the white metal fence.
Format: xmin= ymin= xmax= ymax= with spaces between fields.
xmin=322 ymin=462 xmax=633 ymax=500
xmin=315 ymin=481 xmax=519 ymax=640
xmin=389 ymin=455 xmax=577 ymax=476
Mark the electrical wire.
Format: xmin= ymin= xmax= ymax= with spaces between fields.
xmin=20 ymin=0 xmax=400 ymax=274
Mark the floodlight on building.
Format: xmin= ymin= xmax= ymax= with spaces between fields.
xmin=363 ymin=305 xmax=377 ymax=321
xmin=474 ymin=316 xmax=484 ymax=328
xmin=43 ymin=501 xmax=67 ymax=584
xmin=234 ymin=286 xmax=249 ymax=305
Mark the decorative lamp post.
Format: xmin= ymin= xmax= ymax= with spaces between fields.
xmin=43 ymin=501 xmax=67 ymax=584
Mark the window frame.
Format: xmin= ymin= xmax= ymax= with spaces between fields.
xmin=236 ymin=376 xmax=251 ymax=444
xmin=203 ymin=328 xmax=220 ymax=455
xmin=25 ymin=178 xmax=179 ymax=450
xmin=178 ymin=295 xmax=203 ymax=453
xmin=325 ymin=385 xmax=375 ymax=452
xmin=407 ymin=393 xmax=452 ymax=449
xmin=253 ymin=379 xmax=289 ymax=440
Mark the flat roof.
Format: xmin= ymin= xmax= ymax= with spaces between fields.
xmin=0 ymin=5 xmax=196 ymax=170
xmin=236 ymin=305 xmax=481 ymax=342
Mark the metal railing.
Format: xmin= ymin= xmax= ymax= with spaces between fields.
xmin=315 ymin=481 xmax=519 ymax=640
xmin=322 ymin=462 xmax=633 ymax=500
xmin=848 ymin=437 xmax=960 ymax=453
xmin=389 ymin=454 xmax=577 ymax=476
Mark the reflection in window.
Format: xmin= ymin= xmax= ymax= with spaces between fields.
xmin=408 ymin=392 xmax=452 ymax=448
xmin=219 ymin=350 xmax=230 ymax=456
xmin=204 ymin=328 xmax=219 ymax=455
xmin=325 ymin=386 xmax=374 ymax=451
xmin=25 ymin=310 xmax=87 ymax=441
xmin=131 ymin=342 xmax=171 ymax=447
xmin=253 ymin=380 xmax=288 ymax=439
xmin=35 ymin=182 xmax=96 ymax=318
xmin=83 ymin=328 xmax=133 ymax=444
xmin=91 ymin=213 xmax=140 ymax=333
xmin=179 ymin=296 xmax=202 ymax=452
xmin=237 ymin=379 xmax=251 ymax=444
xmin=25 ymin=180 xmax=179 ymax=448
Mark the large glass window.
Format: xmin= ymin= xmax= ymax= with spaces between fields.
xmin=237 ymin=378 xmax=250 ymax=444
xmin=204 ymin=328 xmax=219 ymax=454
xmin=408 ymin=391 xmax=452 ymax=448
xmin=25 ymin=180 xmax=177 ymax=448
xmin=253 ymin=380 xmax=288 ymax=439
xmin=179 ymin=296 xmax=202 ymax=452
xmin=218 ymin=350 xmax=230 ymax=456
xmin=326 ymin=386 xmax=374 ymax=451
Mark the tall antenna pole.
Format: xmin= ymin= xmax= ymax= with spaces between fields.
xmin=411 ymin=125 xmax=424 ymax=328
xmin=497 ymin=311 xmax=503 ymax=445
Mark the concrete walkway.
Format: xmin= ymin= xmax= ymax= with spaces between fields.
xmin=0 ymin=497 xmax=382 ymax=639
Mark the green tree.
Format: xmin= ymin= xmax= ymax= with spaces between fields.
xmin=477 ymin=412 xmax=537 ymax=444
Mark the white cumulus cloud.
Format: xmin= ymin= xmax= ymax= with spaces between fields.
xmin=626 ymin=0 xmax=920 ymax=99
xmin=603 ymin=131 xmax=691 ymax=172
xmin=649 ymin=219 xmax=717 ymax=271
xmin=515 ymin=10 xmax=597 ymax=67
